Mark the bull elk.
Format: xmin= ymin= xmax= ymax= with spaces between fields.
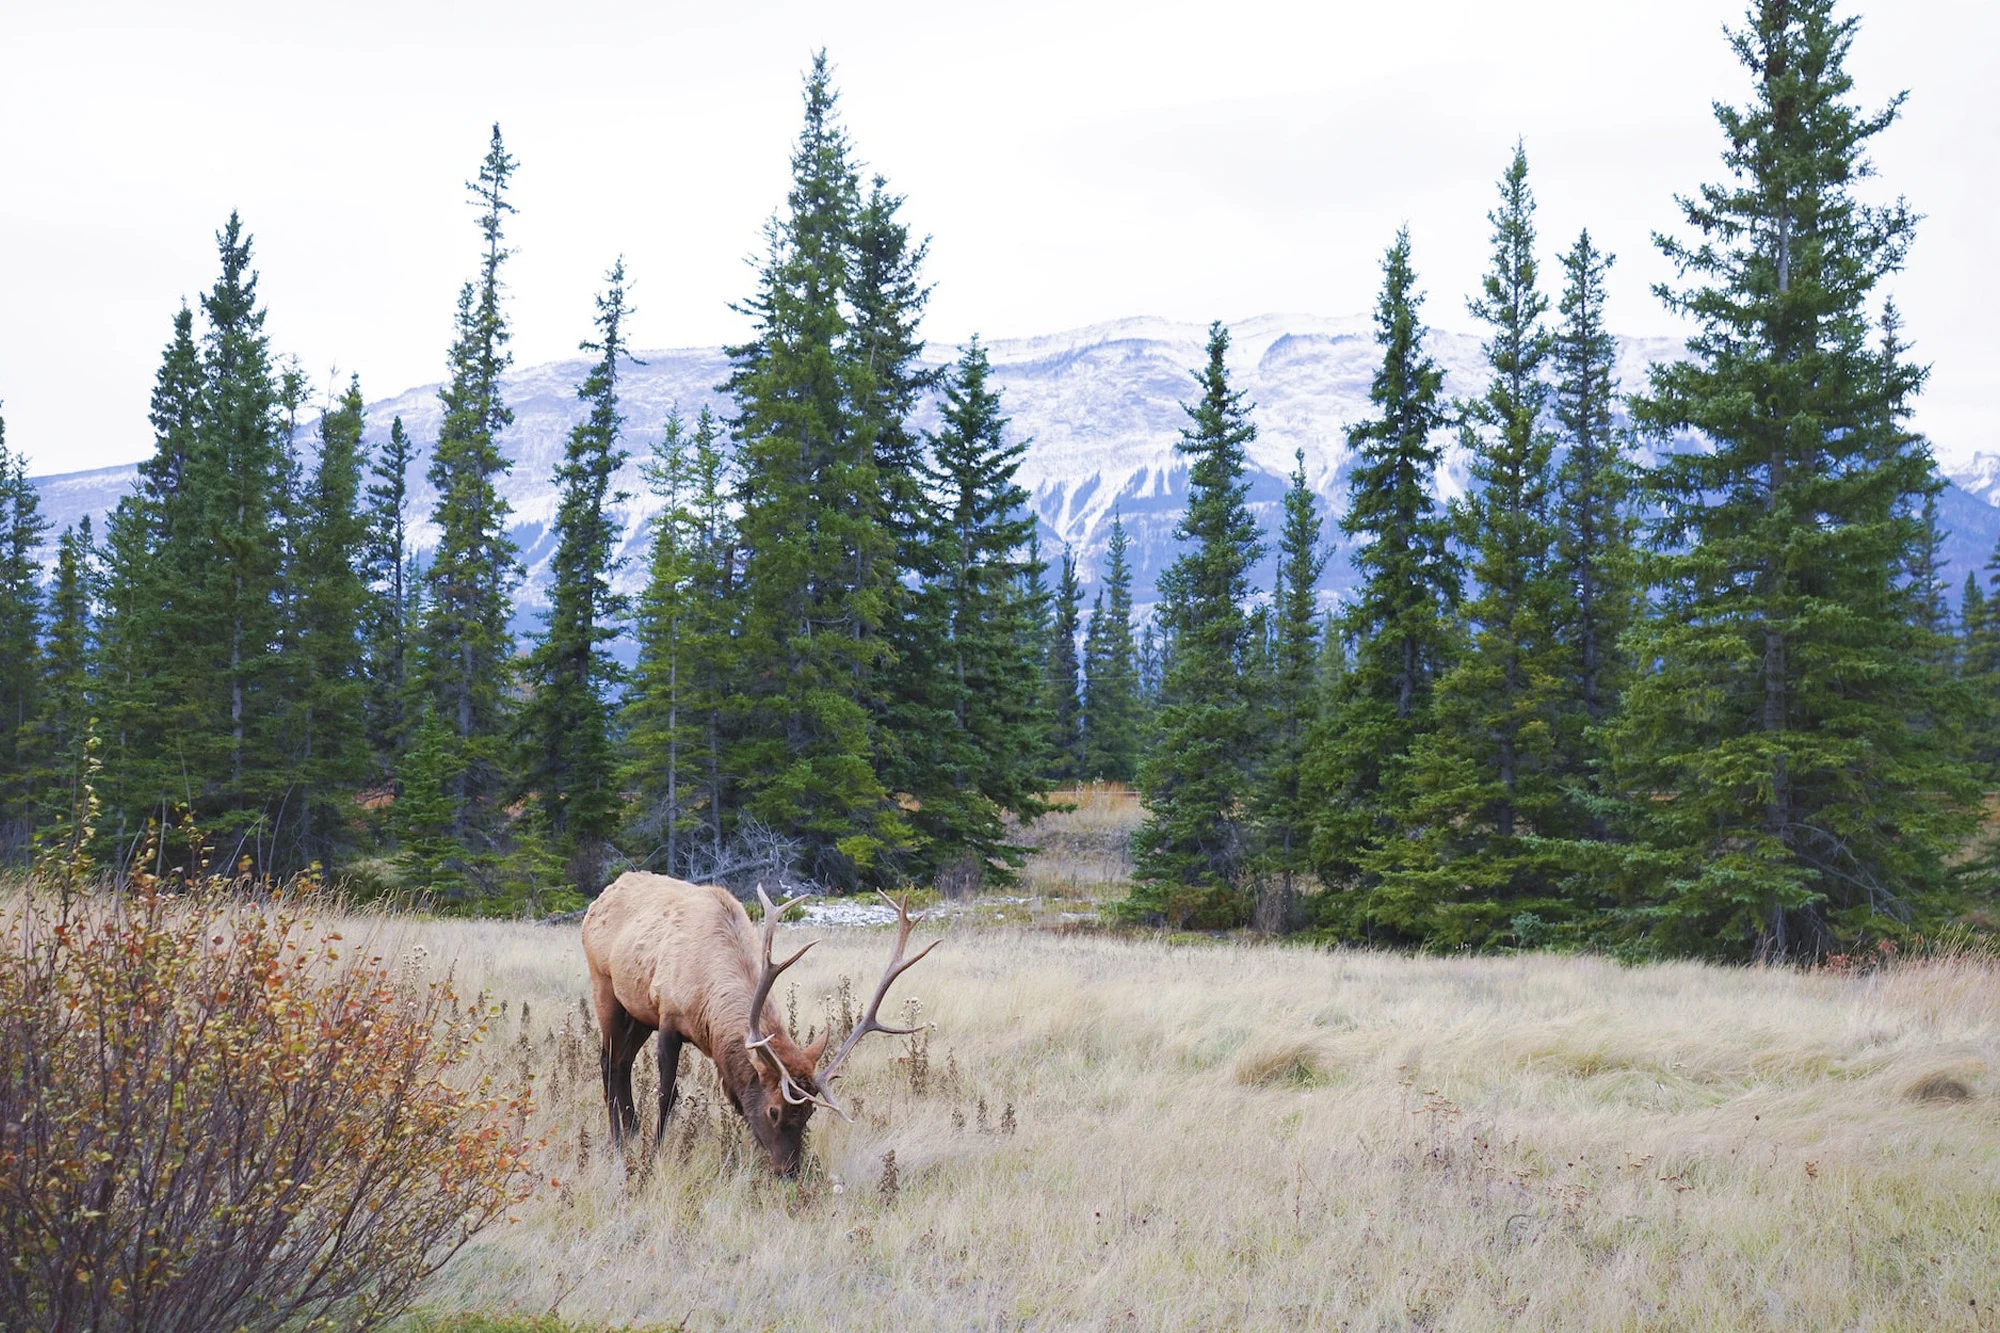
xmin=580 ymin=871 xmax=938 ymax=1175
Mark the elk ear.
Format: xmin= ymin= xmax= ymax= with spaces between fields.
xmin=804 ymin=1031 xmax=828 ymax=1068
xmin=765 ymin=1104 xmax=781 ymax=1125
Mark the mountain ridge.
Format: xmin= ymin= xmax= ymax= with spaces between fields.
xmin=30 ymin=313 xmax=1998 ymax=620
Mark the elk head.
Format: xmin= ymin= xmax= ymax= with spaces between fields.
xmin=744 ymin=884 xmax=939 ymax=1175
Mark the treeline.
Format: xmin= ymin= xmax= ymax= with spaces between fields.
xmin=0 ymin=5 xmax=1991 ymax=957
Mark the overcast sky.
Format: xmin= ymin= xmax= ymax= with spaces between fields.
xmin=2 ymin=0 xmax=1992 ymax=476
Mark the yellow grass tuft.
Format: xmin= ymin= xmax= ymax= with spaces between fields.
xmin=1902 ymin=1059 xmax=1983 ymax=1103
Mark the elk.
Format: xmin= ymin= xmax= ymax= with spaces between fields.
xmin=579 ymin=871 xmax=938 ymax=1176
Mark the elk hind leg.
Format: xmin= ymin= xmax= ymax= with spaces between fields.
xmin=654 ymin=1030 xmax=686 ymax=1151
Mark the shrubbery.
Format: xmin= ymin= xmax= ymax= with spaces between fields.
xmin=0 ymin=878 xmax=535 ymax=1331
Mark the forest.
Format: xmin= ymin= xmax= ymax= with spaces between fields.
xmin=0 ymin=0 xmax=1990 ymax=961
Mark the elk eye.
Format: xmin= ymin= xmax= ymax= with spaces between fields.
xmin=766 ymin=1105 xmax=781 ymax=1124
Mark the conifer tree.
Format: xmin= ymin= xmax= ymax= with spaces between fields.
xmin=1550 ymin=229 xmax=1637 ymax=820
xmin=94 ymin=306 xmax=203 ymax=850
xmin=1129 ymin=322 xmax=1265 ymax=926
xmin=913 ymin=340 xmax=1053 ymax=881
xmin=623 ymin=409 xmax=731 ymax=876
xmin=34 ymin=520 xmax=96 ymax=854
xmin=1253 ymin=450 xmax=1325 ymax=922
xmin=182 ymin=214 xmax=291 ymax=856
xmin=394 ymin=709 xmax=467 ymax=899
xmin=0 ymin=404 xmax=49 ymax=856
xmin=286 ymin=375 xmax=372 ymax=865
xmin=1610 ymin=0 xmax=1975 ymax=956
xmin=724 ymin=55 xmax=907 ymax=889
xmin=1044 ymin=550 xmax=1085 ymax=783
xmin=1366 ymin=146 xmax=1574 ymax=946
xmin=416 ymin=125 xmax=521 ymax=877
xmin=1082 ymin=515 xmax=1141 ymax=783
xmin=1304 ymin=231 xmax=1459 ymax=918
xmin=518 ymin=260 xmax=635 ymax=890
xmin=363 ymin=416 xmax=418 ymax=775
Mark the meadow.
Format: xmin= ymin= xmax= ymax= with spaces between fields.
xmin=387 ymin=794 xmax=2000 ymax=1332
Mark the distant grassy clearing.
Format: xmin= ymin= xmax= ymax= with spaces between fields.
xmin=409 ymin=911 xmax=1998 ymax=1331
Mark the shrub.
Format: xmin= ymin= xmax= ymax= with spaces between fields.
xmin=0 ymin=884 xmax=535 ymax=1332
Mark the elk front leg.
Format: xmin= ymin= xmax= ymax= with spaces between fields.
xmin=600 ymin=1005 xmax=648 ymax=1149
xmin=654 ymin=1030 xmax=685 ymax=1151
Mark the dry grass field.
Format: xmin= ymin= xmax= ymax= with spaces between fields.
xmin=398 ymin=897 xmax=2000 ymax=1330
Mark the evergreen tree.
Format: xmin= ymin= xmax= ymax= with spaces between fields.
xmin=394 ymin=709 xmax=467 ymax=900
xmin=1081 ymin=515 xmax=1141 ymax=783
xmin=915 ymin=339 xmax=1053 ymax=882
xmin=363 ymin=416 xmax=418 ymax=775
xmin=723 ymin=55 xmax=907 ymax=889
xmin=415 ymin=125 xmax=521 ymax=879
xmin=1044 ymin=549 xmax=1085 ymax=783
xmin=518 ymin=259 xmax=635 ymax=891
xmin=623 ymin=409 xmax=725 ymax=877
xmin=1610 ymin=0 xmax=1975 ymax=956
xmin=1550 ymin=228 xmax=1637 ymax=826
xmin=0 ymin=404 xmax=49 ymax=857
xmin=1252 ymin=450 xmax=1326 ymax=923
xmin=181 ymin=214 xmax=292 ymax=859
xmin=1129 ymin=322 xmax=1265 ymax=926
xmin=1304 ymin=230 xmax=1459 ymax=918
xmin=34 ymin=520 xmax=96 ymax=858
xmin=1366 ymin=146 xmax=1574 ymax=946
xmin=285 ymin=375 xmax=372 ymax=866
xmin=94 ymin=306 xmax=203 ymax=853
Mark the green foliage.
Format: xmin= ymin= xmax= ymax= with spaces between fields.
xmin=395 ymin=710 xmax=469 ymax=901
xmin=1608 ymin=0 xmax=1977 ymax=957
xmin=1363 ymin=145 xmax=1576 ymax=948
xmin=416 ymin=124 xmax=522 ymax=874
xmin=32 ymin=522 xmax=96 ymax=860
xmin=1306 ymin=230 xmax=1459 ymax=929
xmin=1082 ymin=515 xmax=1142 ymax=784
xmin=1044 ymin=548 xmax=1085 ymax=783
xmin=1128 ymin=322 xmax=1264 ymax=927
xmin=1252 ymin=451 xmax=1325 ymax=914
xmin=622 ymin=407 xmax=735 ymax=879
xmin=365 ymin=415 xmax=420 ymax=776
xmin=517 ymin=258 xmax=635 ymax=891
xmin=722 ymin=54 xmax=908 ymax=890
xmin=0 ymin=400 xmax=48 ymax=856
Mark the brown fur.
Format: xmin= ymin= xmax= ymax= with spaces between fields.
xmin=581 ymin=872 xmax=827 ymax=1173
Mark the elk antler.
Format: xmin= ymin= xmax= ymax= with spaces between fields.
xmin=744 ymin=884 xmax=829 ymax=1111
xmin=814 ymin=889 xmax=941 ymax=1114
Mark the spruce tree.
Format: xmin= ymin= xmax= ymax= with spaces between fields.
xmin=415 ymin=125 xmax=521 ymax=882
xmin=0 ymin=404 xmax=49 ymax=857
xmin=1366 ymin=146 xmax=1574 ymax=946
xmin=363 ymin=416 xmax=418 ymax=776
xmin=723 ymin=56 xmax=907 ymax=889
xmin=1304 ymin=230 xmax=1459 ymax=921
xmin=913 ymin=339 xmax=1053 ymax=882
xmin=1044 ymin=550 xmax=1085 ymax=784
xmin=518 ymin=260 xmax=635 ymax=890
xmin=1550 ymin=228 xmax=1637 ymax=817
xmin=1082 ymin=515 xmax=1141 ymax=783
xmin=285 ymin=375 xmax=372 ymax=866
xmin=34 ymin=520 xmax=96 ymax=859
xmin=1610 ymin=0 xmax=1975 ymax=956
xmin=181 ymin=214 xmax=291 ymax=858
xmin=1129 ymin=322 xmax=1265 ymax=926
xmin=1253 ymin=450 xmax=1325 ymax=925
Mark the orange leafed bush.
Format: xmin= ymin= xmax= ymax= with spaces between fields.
xmin=0 ymin=886 xmax=535 ymax=1332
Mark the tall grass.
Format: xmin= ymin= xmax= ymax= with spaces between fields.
xmin=410 ymin=915 xmax=1998 ymax=1330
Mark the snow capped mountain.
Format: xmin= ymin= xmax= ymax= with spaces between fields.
xmin=30 ymin=313 xmax=2000 ymax=621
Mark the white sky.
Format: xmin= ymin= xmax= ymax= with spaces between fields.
xmin=2 ymin=0 xmax=1993 ymax=476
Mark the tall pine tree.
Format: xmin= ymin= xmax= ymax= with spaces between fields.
xmin=519 ymin=259 xmax=636 ymax=891
xmin=1044 ymin=549 xmax=1085 ymax=784
xmin=1252 ymin=450 xmax=1325 ymax=926
xmin=1366 ymin=146 xmax=1574 ymax=946
xmin=414 ymin=125 xmax=521 ymax=888
xmin=1129 ymin=322 xmax=1265 ymax=927
xmin=1304 ymin=230 xmax=1459 ymax=925
xmin=1081 ymin=515 xmax=1141 ymax=783
xmin=1610 ymin=0 xmax=1975 ymax=956
xmin=723 ymin=55 xmax=908 ymax=890
xmin=363 ymin=415 xmax=418 ymax=777
xmin=0 ymin=403 xmax=49 ymax=858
